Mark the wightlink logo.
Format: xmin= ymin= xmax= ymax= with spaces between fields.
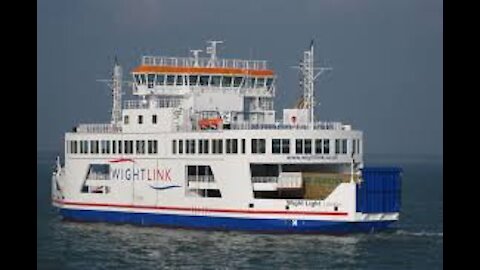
xmin=108 ymin=158 xmax=181 ymax=190
xmin=110 ymin=168 xmax=172 ymax=181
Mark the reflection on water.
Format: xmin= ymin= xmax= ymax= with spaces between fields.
xmin=46 ymin=219 xmax=364 ymax=270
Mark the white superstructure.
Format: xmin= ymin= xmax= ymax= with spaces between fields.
xmin=52 ymin=41 xmax=401 ymax=233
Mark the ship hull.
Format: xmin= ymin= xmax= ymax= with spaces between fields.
xmin=58 ymin=207 xmax=395 ymax=234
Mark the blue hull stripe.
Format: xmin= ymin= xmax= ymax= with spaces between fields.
xmin=59 ymin=208 xmax=395 ymax=234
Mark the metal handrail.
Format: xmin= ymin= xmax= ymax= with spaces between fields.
xmin=123 ymin=98 xmax=181 ymax=109
xmin=229 ymin=122 xmax=345 ymax=131
xmin=75 ymin=124 xmax=121 ymax=133
xmin=142 ymin=56 xmax=268 ymax=70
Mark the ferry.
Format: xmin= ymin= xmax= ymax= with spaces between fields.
xmin=51 ymin=41 xmax=402 ymax=233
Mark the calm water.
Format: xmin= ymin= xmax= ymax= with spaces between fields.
xmin=37 ymin=152 xmax=443 ymax=269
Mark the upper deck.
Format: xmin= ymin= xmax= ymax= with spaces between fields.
xmin=133 ymin=56 xmax=274 ymax=78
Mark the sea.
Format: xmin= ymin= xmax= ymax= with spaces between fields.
xmin=37 ymin=151 xmax=443 ymax=269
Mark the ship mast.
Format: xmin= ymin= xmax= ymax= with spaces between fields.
xmin=111 ymin=58 xmax=123 ymax=126
xmin=97 ymin=58 xmax=124 ymax=126
xmin=298 ymin=40 xmax=332 ymax=129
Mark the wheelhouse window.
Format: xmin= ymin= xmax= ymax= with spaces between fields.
xmin=172 ymin=140 xmax=177 ymax=154
xmin=124 ymin=115 xmax=129 ymax=125
xmin=241 ymin=139 xmax=246 ymax=154
xmin=155 ymin=74 xmax=165 ymax=85
xmin=189 ymin=75 xmax=198 ymax=86
xmin=175 ymin=75 xmax=184 ymax=85
xmin=233 ymin=76 xmax=243 ymax=87
xmin=139 ymin=74 xmax=146 ymax=85
xmin=152 ymin=114 xmax=157 ymax=124
xmin=248 ymin=77 xmax=256 ymax=88
xmin=134 ymin=74 xmax=141 ymax=85
xmin=266 ymin=78 xmax=274 ymax=87
xmin=335 ymin=139 xmax=341 ymax=154
xmin=256 ymin=78 xmax=265 ymax=88
xmin=166 ymin=75 xmax=175 ymax=85
xmin=199 ymin=75 xmax=209 ymax=86
xmin=147 ymin=74 xmax=155 ymax=88
xmin=138 ymin=115 xmax=143 ymax=124
xmin=211 ymin=76 xmax=221 ymax=87
xmin=222 ymin=76 xmax=232 ymax=87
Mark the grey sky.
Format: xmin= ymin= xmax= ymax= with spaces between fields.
xmin=37 ymin=0 xmax=442 ymax=156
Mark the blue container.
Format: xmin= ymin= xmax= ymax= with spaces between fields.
xmin=356 ymin=167 xmax=402 ymax=213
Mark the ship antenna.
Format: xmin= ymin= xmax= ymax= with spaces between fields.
xmin=294 ymin=39 xmax=333 ymax=129
xmin=206 ymin=40 xmax=224 ymax=67
xmin=190 ymin=49 xmax=203 ymax=67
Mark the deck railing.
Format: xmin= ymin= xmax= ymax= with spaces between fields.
xmin=251 ymin=176 xmax=278 ymax=183
xmin=123 ymin=98 xmax=182 ymax=109
xmin=75 ymin=124 xmax=121 ymax=133
xmin=142 ymin=56 xmax=268 ymax=70
xmin=229 ymin=122 xmax=346 ymax=131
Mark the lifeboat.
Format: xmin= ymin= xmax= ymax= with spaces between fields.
xmin=198 ymin=117 xmax=223 ymax=130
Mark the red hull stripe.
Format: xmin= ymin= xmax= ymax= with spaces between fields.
xmin=108 ymin=158 xmax=136 ymax=163
xmin=53 ymin=200 xmax=348 ymax=216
